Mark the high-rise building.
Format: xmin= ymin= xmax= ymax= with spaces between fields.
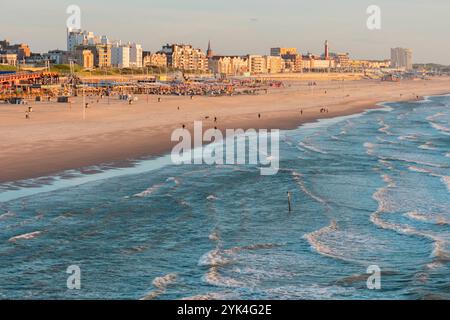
xmin=265 ymin=56 xmax=283 ymax=74
xmin=248 ymin=55 xmax=267 ymax=74
xmin=324 ymin=40 xmax=329 ymax=60
xmin=161 ymin=44 xmax=207 ymax=71
xmin=270 ymin=48 xmax=297 ymax=56
xmin=390 ymin=48 xmax=413 ymax=70
xmin=75 ymin=44 xmax=111 ymax=68
xmin=129 ymin=43 xmax=143 ymax=68
xmin=67 ymin=29 xmax=99 ymax=51
xmin=111 ymin=43 xmax=130 ymax=68
xmin=209 ymin=56 xmax=248 ymax=75
xmin=143 ymin=52 xmax=168 ymax=68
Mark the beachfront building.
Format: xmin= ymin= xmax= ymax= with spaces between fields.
xmin=129 ymin=43 xmax=143 ymax=68
xmin=74 ymin=44 xmax=111 ymax=68
xmin=265 ymin=55 xmax=283 ymax=74
xmin=67 ymin=29 xmax=100 ymax=51
xmin=391 ymin=47 xmax=413 ymax=70
xmin=270 ymin=47 xmax=302 ymax=72
xmin=209 ymin=56 xmax=249 ymax=75
xmin=335 ymin=53 xmax=350 ymax=69
xmin=75 ymin=49 xmax=94 ymax=69
xmin=111 ymin=43 xmax=130 ymax=68
xmin=348 ymin=59 xmax=391 ymax=72
xmin=0 ymin=52 xmax=17 ymax=66
xmin=270 ymin=47 xmax=297 ymax=57
xmin=143 ymin=52 xmax=168 ymax=68
xmin=0 ymin=40 xmax=31 ymax=62
xmin=302 ymin=54 xmax=335 ymax=72
xmin=248 ymin=55 xmax=267 ymax=74
xmin=43 ymin=50 xmax=79 ymax=65
xmin=161 ymin=44 xmax=208 ymax=72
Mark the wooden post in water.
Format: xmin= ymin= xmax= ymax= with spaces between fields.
xmin=287 ymin=192 xmax=292 ymax=212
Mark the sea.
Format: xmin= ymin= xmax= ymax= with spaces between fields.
xmin=0 ymin=94 xmax=449 ymax=300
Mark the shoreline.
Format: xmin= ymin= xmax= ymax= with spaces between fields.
xmin=0 ymin=77 xmax=449 ymax=183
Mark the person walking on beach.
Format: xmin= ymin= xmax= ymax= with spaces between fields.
xmin=300 ymin=109 xmax=303 ymax=116
xmin=258 ymin=113 xmax=261 ymax=119
xmin=25 ymin=111 xmax=30 ymax=119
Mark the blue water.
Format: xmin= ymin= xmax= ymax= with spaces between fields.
xmin=0 ymin=95 xmax=449 ymax=300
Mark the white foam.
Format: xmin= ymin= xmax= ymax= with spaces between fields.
xmin=0 ymin=211 xmax=15 ymax=220
xmin=140 ymin=273 xmax=177 ymax=300
xmin=441 ymin=176 xmax=450 ymax=193
xmin=133 ymin=183 xmax=163 ymax=197
xmin=430 ymin=122 xmax=450 ymax=136
xmin=198 ymin=249 xmax=231 ymax=267
xmin=298 ymin=141 xmax=328 ymax=154
xmin=418 ymin=142 xmax=437 ymax=150
xmin=292 ymin=171 xmax=327 ymax=205
xmin=364 ymin=142 xmax=376 ymax=156
xmin=8 ymin=231 xmax=42 ymax=242
xmin=203 ymin=267 xmax=243 ymax=288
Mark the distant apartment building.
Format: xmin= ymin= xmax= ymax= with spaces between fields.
xmin=335 ymin=53 xmax=350 ymax=68
xmin=75 ymin=44 xmax=111 ymax=68
xmin=42 ymin=50 xmax=67 ymax=65
xmin=348 ymin=59 xmax=391 ymax=70
xmin=67 ymin=29 xmax=100 ymax=51
xmin=129 ymin=43 xmax=143 ymax=68
xmin=209 ymin=56 xmax=248 ymax=75
xmin=161 ymin=44 xmax=207 ymax=72
xmin=0 ymin=52 xmax=17 ymax=66
xmin=302 ymin=54 xmax=335 ymax=71
xmin=0 ymin=40 xmax=31 ymax=61
xmin=143 ymin=52 xmax=168 ymax=68
xmin=270 ymin=47 xmax=302 ymax=72
xmin=270 ymin=47 xmax=297 ymax=57
xmin=111 ymin=44 xmax=130 ymax=68
xmin=248 ymin=55 xmax=267 ymax=74
xmin=265 ymin=55 xmax=283 ymax=74
xmin=75 ymin=49 xmax=94 ymax=69
xmin=391 ymin=48 xmax=413 ymax=70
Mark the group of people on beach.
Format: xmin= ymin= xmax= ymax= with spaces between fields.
xmin=320 ymin=107 xmax=329 ymax=113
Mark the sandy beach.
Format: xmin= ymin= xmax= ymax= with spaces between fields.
xmin=0 ymin=77 xmax=449 ymax=183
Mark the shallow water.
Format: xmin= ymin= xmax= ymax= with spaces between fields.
xmin=0 ymin=95 xmax=449 ymax=300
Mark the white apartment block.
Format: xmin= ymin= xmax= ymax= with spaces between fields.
xmin=111 ymin=44 xmax=130 ymax=68
xmin=67 ymin=29 xmax=100 ymax=51
xmin=129 ymin=43 xmax=143 ymax=68
xmin=391 ymin=48 xmax=413 ymax=70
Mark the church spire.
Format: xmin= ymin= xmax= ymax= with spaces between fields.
xmin=206 ymin=40 xmax=213 ymax=58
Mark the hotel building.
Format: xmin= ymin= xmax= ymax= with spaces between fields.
xmin=111 ymin=43 xmax=130 ymax=68
xmin=209 ymin=56 xmax=248 ymax=75
xmin=161 ymin=44 xmax=208 ymax=72
xmin=391 ymin=48 xmax=413 ymax=70
xmin=143 ymin=52 xmax=168 ymax=68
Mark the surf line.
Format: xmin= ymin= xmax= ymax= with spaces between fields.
xmin=171 ymin=121 xmax=279 ymax=176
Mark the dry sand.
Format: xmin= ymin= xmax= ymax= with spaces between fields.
xmin=0 ymin=77 xmax=449 ymax=183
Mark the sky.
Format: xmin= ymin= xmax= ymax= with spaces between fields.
xmin=1 ymin=0 xmax=449 ymax=64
